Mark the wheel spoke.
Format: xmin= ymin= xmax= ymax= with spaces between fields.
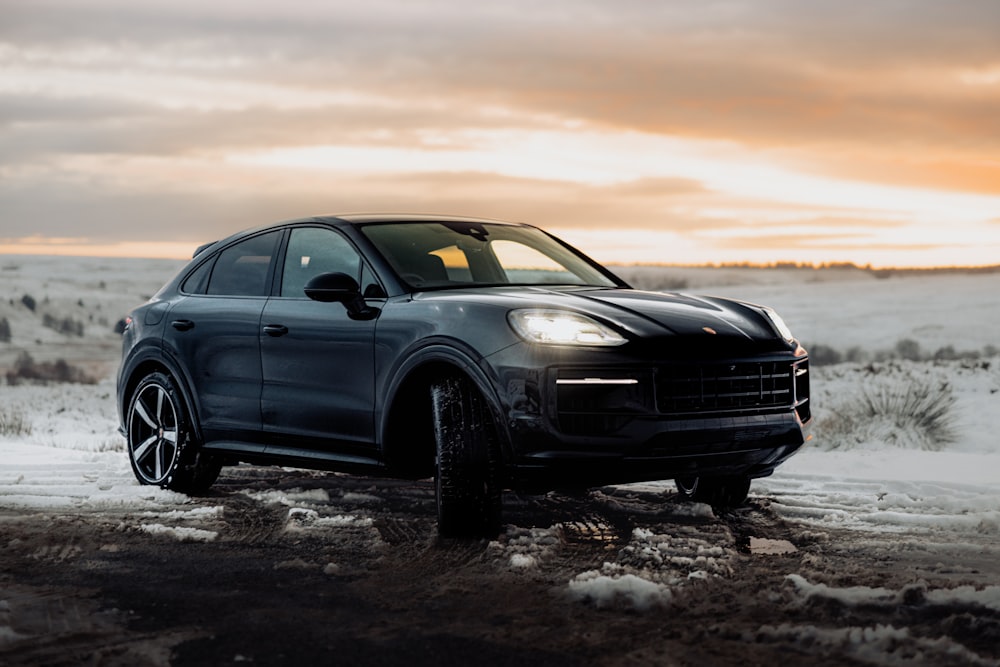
xmin=133 ymin=398 xmax=157 ymax=429
xmin=154 ymin=439 xmax=164 ymax=479
xmin=133 ymin=434 xmax=158 ymax=463
xmin=162 ymin=429 xmax=177 ymax=444
xmin=155 ymin=387 xmax=165 ymax=423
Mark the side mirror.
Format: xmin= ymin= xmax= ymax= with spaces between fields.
xmin=304 ymin=272 xmax=359 ymax=303
xmin=304 ymin=272 xmax=379 ymax=320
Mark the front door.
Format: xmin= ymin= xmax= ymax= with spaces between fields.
xmin=260 ymin=226 xmax=380 ymax=449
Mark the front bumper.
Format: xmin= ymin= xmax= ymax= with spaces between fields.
xmin=507 ymin=411 xmax=809 ymax=489
xmin=493 ymin=350 xmax=812 ymax=491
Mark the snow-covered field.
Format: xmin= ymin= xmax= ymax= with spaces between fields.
xmin=2 ymin=256 xmax=999 ymax=665
xmin=4 ymin=258 xmax=995 ymax=525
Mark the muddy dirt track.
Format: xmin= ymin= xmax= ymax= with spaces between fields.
xmin=2 ymin=467 xmax=998 ymax=667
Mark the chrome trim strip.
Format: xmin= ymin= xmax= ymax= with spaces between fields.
xmin=556 ymin=378 xmax=639 ymax=385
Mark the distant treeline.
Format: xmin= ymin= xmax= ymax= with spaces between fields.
xmin=614 ymin=261 xmax=1000 ymax=276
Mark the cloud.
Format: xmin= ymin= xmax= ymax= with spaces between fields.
xmin=0 ymin=167 xmax=716 ymax=243
xmin=5 ymin=2 xmax=999 ymax=163
xmin=2 ymin=0 xmax=1000 ymax=265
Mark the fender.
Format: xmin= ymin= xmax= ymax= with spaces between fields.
xmin=377 ymin=337 xmax=514 ymax=461
xmin=119 ymin=346 xmax=206 ymax=445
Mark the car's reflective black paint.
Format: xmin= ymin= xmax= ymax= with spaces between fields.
xmin=118 ymin=214 xmax=811 ymax=535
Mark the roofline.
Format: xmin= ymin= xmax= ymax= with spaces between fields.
xmin=189 ymin=213 xmax=532 ymax=258
xmin=318 ymin=213 xmax=526 ymax=226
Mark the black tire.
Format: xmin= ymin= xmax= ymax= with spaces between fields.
xmin=675 ymin=475 xmax=751 ymax=509
xmin=431 ymin=376 xmax=502 ymax=538
xmin=126 ymin=372 xmax=221 ymax=494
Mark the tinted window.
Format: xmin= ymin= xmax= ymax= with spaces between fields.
xmin=181 ymin=258 xmax=214 ymax=295
xmin=361 ymin=221 xmax=617 ymax=290
xmin=360 ymin=264 xmax=386 ymax=299
xmin=207 ymin=231 xmax=280 ymax=297
xmin=280 ymin=227 xmax=362 ymax=298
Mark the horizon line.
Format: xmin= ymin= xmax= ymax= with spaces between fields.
xmin=2 ymin=248 xmax=997 ymax=274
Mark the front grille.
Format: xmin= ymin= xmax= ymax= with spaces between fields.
xmin=656 ymin=361 xmax=795 ymax=415
xmin=556 ymin=412 xmax=635 ymax=436
xmin=555 ymin=374 xmax=648 ymax=435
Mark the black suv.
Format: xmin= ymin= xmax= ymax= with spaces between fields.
xmin=118 ymin=215 xmax=811 ymax=536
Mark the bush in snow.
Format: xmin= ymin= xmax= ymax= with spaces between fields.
xmin=808 ymin=339 xmax=993 ymax=366
xmin=894 ymin=338 xmax=922 ymax=361
xmin=41 ymin=312 xmax=85 ymax=337
xmin=808 ymin=344 xmax=843 ymax=366
xmin=817 ymin=368 xmax=956 ymax=451
xmin=0 ymin=406 xmax=31 ymax=436
xmin=5 ymin=351 xmax=96 ymax=385
xmin=0 ymin=316 xmax=10 ymax=343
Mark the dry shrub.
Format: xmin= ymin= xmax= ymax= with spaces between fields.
xmin=817 ymin=373 xmax=956 ymax=451
xmin=42 ymin=313 xmax=85 ymax=337
xmin=5 ymin=351 xmax=96 ymax=385
xmin=808 ymin=339 xmax=995 ymax=366
xmin=0 ymin=407 xmax=31 ymax=437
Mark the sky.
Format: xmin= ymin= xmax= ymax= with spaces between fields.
xmin=1 ymin=0 xmax=999 ymax=267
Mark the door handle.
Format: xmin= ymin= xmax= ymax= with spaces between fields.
xmin=171 ymin=319 xmax=195 ymax=331
xmin=263 ymin=324 xmax=289 ymax=337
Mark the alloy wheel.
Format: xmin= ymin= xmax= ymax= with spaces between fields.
xmin=129 ymin=382 xmax=181 ymax=484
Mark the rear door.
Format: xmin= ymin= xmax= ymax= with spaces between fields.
xmin=164 ymin=230 xmax=281 ymax=442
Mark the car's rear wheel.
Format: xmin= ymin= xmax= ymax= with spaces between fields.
xmin=675 ymin=475 xmax=751 ymax=508
xmin=127 ymin=372 xmax=220 ymax=494
xmin=431 ymin=376 xmax=502 ymax=538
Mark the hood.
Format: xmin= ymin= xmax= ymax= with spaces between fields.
xmin=420 ymin=286 xmax=785 ymax=343
xmin=575 ymin=288 xmax=780 ymax=340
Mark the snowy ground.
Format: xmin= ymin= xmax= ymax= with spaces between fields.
xmin=1 ymin=257 xmax=999 ymax=666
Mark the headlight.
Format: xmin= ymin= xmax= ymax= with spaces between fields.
xmin=508 ymin=309 xmax=627 ymax=346
xmin=761 ymin=307 xmax=794 ymax=341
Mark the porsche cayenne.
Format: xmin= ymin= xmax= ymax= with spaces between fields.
xmin=117 ymin=215 xmax=812 ymax=536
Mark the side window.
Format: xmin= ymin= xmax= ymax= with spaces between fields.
xmin=280 ymin=227 xmax=362 ymax=298
xmin=206 ymin=231 xmax=281 ymax=297
xmin=361 ymin=264 xmax=386 ymax=299
xmin=181 ymin=257 xmax=214 ymax=295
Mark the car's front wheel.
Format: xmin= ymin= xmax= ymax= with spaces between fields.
xmin=127 ymin=371 xmax=220 ymax=494
xmin=431 ymin=376 xmax=502 ymax=538
xmin=675 ymin=475 xmax=751 ymax=508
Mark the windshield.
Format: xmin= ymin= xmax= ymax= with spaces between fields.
xmin=360 ymin=221 xmax=621 ymax=290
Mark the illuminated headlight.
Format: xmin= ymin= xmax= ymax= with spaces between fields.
xmin=508 ymin=309 xmax=627 ymax=346
xmin=761 ymin=307 xmax=795 ymax=341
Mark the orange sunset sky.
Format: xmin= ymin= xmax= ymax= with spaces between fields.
xmin=1 ymin=0 xmax=999 ymax=267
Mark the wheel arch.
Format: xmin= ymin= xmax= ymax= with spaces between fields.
xmin=120 ymin=354 xmax=204 ymax=443
xmin=379 ymin=345 xmax=511 ymax=479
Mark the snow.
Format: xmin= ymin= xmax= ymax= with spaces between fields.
xmin=749 ymin=623 xmax=994 ymax=666
xmin=2 ymin=258 xmax=1000 ymax=652
xmin=245 ymin=488 xmax=332 ymax=506
xmin=785 ymin=574 xmax=1000 ymax=613
xmin=0 ymin=438 xmax=193 ymax=511
xmin=567 ymin=569 xmax=672 ymax=610
xmin=749 ymin=576 xmax=1000 ymax=665
xmin=749 ymin=537 xmax=797 ymax=555
xmin=139 ymin=523 xmax=219 ymax=542
xmin=488 ymin=525 xmax=562 ymax=571
xmin=284 ymin=507 xmax=375 ymax=532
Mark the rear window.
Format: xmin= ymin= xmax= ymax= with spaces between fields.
xmin=204 ymin=231 xmax=281 ymax=297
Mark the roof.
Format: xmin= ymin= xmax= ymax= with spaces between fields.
xmin=190 ymin=213 xmax=529 ymax=257
xmin=321 ymin=213 xmax=523 ymax=226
